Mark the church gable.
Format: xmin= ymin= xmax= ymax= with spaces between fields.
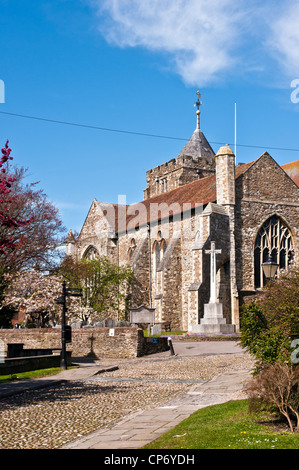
xmin=76 ymin=199 xmax=118 ymax=258
xmin=78 ymin=200 xmax=111 ymax=238
xmin=236 ymin=152 xmax=299 ymax=203
xmin=234 ymin=152 xmax=299 ymax=294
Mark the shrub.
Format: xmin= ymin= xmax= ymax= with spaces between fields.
xmin=240 ymin=271 xmax=299 ymax=431
xmin=240 ymin=303 xmax=291 ymax=372
xmin=246 ymin=363 xmax=299 ymax=433
xmin=239 ymin=303 xmax=267 ymax=356
xmin=258 ymin=271 xmax=299 ymax=339
xmin=240 ymin=269 xmax=299 ymax=371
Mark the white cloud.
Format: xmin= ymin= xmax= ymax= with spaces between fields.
xmin=88 ymin=0 xmax=298 ymax=86
xmin=90 ymin=0 xmax=249 ymax=86
xmin=267 ymin=1 xmax=299 ymax=76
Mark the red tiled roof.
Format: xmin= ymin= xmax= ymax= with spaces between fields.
xmin=281 ymin=159 xmax=299 ymax=186
xmin=99 ymin=158 xmax=298 ymax=234
xmin=115 ymin=161 xmax=254 ymax=232
xmin=124 ymin=174 xmax=216 ymax=231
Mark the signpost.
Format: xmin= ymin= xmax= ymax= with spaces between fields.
xmin=55 ymin=281 xmax=82 ymax=370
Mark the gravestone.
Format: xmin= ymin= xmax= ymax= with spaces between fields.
xmin=151 ymin=324 xmax=162 ymax=336
xmin=70 ymin=321 xmax=82 ymax=329
xmin=129 ymin=305 xmax=155 ymax=325
xmin=105 ymin=318 xmax=115 ymax=328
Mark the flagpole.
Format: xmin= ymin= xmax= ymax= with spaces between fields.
xmin=234 ymin=101 xmax=237 ymax=164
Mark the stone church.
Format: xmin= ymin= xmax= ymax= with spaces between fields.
xmin=66 ymin=95 xmax=299 ymax=333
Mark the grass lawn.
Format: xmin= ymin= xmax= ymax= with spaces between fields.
xmin=143 ymin=330 xmax=187 ymax=337
xmin=0 ymin=367 xmax=74 ymax=384
xmin=142 ymin=400 xmax=299 ymax=450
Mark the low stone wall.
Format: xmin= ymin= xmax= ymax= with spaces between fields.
xmin=0 ymin=352 xmax=72 ymax=375
xmin=0 ymin=327 xmax=169 ymax=359
xmin=138 ymin=333 xmax=170 ymax=356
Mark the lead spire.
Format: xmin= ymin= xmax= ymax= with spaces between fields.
xmin=194 ymin=90 xmax=202 ymax=130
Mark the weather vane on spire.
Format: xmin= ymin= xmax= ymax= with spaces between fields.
xmin=194 ymin=91 xmax=202 ymax=130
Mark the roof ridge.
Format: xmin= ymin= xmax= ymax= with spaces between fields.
xmin=96 ymin=157 xmax=299 ymax=234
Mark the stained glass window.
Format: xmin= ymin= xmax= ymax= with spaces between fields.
xmin=254 ymin=215 xmax=294 ymax=288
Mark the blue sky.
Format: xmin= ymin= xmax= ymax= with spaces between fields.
xmin=1 ymin=0 xmax=299 ymax=234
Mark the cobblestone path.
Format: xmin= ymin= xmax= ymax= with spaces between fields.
xmin=0 ymin=353 xmax=254 ymax=449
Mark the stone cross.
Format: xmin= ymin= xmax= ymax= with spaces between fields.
xmin=205 ymin=241 xmax=221 ymax=304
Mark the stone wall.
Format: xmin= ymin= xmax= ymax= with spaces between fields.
xmin=156 ymin=236 xmax=182 ymax=330
xmin=144 ymin=155 xmax=215 ymax=199
xmin=0 ymin=327 xmax=169 ymax=359
xmin=118 ymin=221 xmax=185 ymax=330
xmin=119 ymin=228 xmax=151 ymax=310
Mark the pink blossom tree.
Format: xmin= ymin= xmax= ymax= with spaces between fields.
xmin=0 ymin=140 xmax=31 ymax=254
xmin=3 ymin=269 xmax=94 ymax=327
xmin=0 ymin=142 xmax=65 ymax=274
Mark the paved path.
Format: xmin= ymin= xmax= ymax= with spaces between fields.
xmin=62 ymin=367 xmax=251 ymax=449
xmin=0 ymin=340 xmax=253 ymax=449
xmin=171 ymin=340 xmax=244 ymax=356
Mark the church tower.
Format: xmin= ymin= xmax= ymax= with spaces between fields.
xmin=143 ymin=92 xmax=215 ymax=200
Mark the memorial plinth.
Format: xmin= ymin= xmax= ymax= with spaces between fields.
xmin=192 ymin=302 xmax=235 ymax=334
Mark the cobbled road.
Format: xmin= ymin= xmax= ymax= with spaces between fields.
xmin=0 ymin=352 xmax=255 ymax=449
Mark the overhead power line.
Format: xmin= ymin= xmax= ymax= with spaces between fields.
xmin=0 ymin=110 xmax=299 ymax=153
xmin=0 ymin=111 xmax=186 ymax=141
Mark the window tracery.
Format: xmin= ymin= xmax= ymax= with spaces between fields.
xmin=83 ymin=245 xmax=99 ymax=260
xmin=254 ymin=215 xmax=294 ymax=288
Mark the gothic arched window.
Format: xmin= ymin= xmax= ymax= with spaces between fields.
xmin=83 ymin=245 xmax=99 ymax=260
xmin=82 ymin=246 xmax=99 ymax=300
xmin=155 ymin=242 xmax=161 ymax=268
xmin=254 ymin=215 xmax=294 ymax=288
xmin=128 ymin=238 xmax=136 ymax=262
xmin=153 ymin=232 xmax=167 ymax=278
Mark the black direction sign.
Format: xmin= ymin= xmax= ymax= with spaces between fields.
xmin=65 ymin=288 xmax=83 ymax=297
